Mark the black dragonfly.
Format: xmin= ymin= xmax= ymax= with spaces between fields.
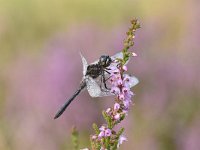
xmin=54 ymin=52 xmax=138 ymax=119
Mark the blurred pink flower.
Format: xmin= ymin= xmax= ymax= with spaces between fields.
xmin=117 ymin=135 xmax=127 ymax=148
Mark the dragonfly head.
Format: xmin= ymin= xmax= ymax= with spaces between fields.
xmin=99 ymin=55 xmax=112 ymax=67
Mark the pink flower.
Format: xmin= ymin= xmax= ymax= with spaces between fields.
xmin=110 ymin=75 xmax=121 ymax=86
xmin=116 ymin=74 xmax=122 ymax=80
xmin=105 ymin=129 xmax=111 ymax=137
xmin=123 ymin=100 xmax=131 ymax=109
xmin=122 ymin=87 xmax=129 ymax=93
xmin=111 ymin=87 xmax=120 ymax=95
xmin=98 ymin=126 xmax=112 ymax=138
xmin=114 ymin=103 xmax=120 ymax=111
xmin=119 ymin=93 xmax=125 ymax=100
xmin=117 ymin=79 xmax=123 ymax=85
xmin=117 ymin=135 xmax=127 ymax=148
xmin=123 ymin=74 xmax=131 ymax=83
xmin=99 ymin=126 xmax=106 ymax=131
xmin=124 ymin=91 xmax=133 ymax=100
xmin=123 ymin=74 xmax=139 ymax=88
xmin=98 ymin=131 xmax=105 ymax=138
xmin=110 ymin=67 xmax=120 ymax=75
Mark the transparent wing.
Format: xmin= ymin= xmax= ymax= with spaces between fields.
xmin=110 ymin=52 xmax=132 ymax=66
xmin=110 ymin=52 xmax=123 ymax=61
xmin=85 ymin=74 xmax=138 ymax=98
xmin=110 ymin=53 xmax=139 ymax=88
xmin=90 ymin=52 xmax=123 ymax=65
xmin=85 ymin=76 xmax=113 ymax=97
xmin=128 ymin=75 xmax=139 ymax=88
xmin=91 ymin=51 xmax=132 ymax=66
xmin=90 ymin=57 xmax=99 ymax=65
xmin=108 ymin=52 xmax=123 ymax=68
xmin=80 ymin=52 xmax=88 ymax=75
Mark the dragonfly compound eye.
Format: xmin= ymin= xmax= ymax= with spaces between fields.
xmin=99 ymin=55 xmax=112 ymax=67
xmin=105 ymin=56 xmax=112 ymax=67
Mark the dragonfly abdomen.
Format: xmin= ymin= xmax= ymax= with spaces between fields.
xmin=54 ymin=81 xmax=86 ymax=119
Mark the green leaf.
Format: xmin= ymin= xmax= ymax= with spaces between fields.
xmin=116 ymin=128 xmax=124 ymax=138
xmin=92 ymin=123 xmax=100 ymax=135
xmin=102 ymin=111 xmax=112 ymax=129
xmin=105 ymin=137 xmax=111 ymax=149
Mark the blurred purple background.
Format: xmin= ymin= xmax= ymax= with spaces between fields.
xmin=0 ymin=0 xmax=200 ymax=149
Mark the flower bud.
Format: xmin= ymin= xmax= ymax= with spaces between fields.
xmin=114 ymin=113 xmax=120 ymax=120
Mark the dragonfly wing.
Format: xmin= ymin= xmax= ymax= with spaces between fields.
xmin=86 ymin=76 xmax=113 ymax=97
xmin=85 ymin=76 xmax=101 ymax=97
xmin=99 ymin=91 xmax=114 ymax=97
xmin=90 ymin=51 xmax=133 ymax=66
xmin=80 ymin=52 xmax=88 ymax=75
xmin=95 ymin=75 xmax=114 ymax=97
xmin=126 ymin=74 xmax=139 ymax=88
xmin=111 ymin=52 xmax=123 ymax=60
xmin=110 ymin=52 xmax=132 ymax=66
xmin=90 ymin=52 xmax=123 ymax=65
xmin=86 ymin=74 xmax=138 ymax=97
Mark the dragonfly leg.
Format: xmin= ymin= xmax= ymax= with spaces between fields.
xmin=100 ymin=73 xmax=103 ymax=90
xmin=104 ymin=70 xmax=111 ymax=74
xmin=99 ymin=71 xmax=109 ymax=92
xmin=105 ymin=67 xmax=111 ymax=71
xmin=103 ymin=71 xmax=111 ymax=91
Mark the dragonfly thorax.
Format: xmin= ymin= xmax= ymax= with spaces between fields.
xmin=86 ymin=55 xmax=112 ymax=79
xmin=86 ymin=64 xmax=102 ymax=78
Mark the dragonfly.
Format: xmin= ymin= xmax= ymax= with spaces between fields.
xmin=54 ymin=52 xmax=138 ymax=119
